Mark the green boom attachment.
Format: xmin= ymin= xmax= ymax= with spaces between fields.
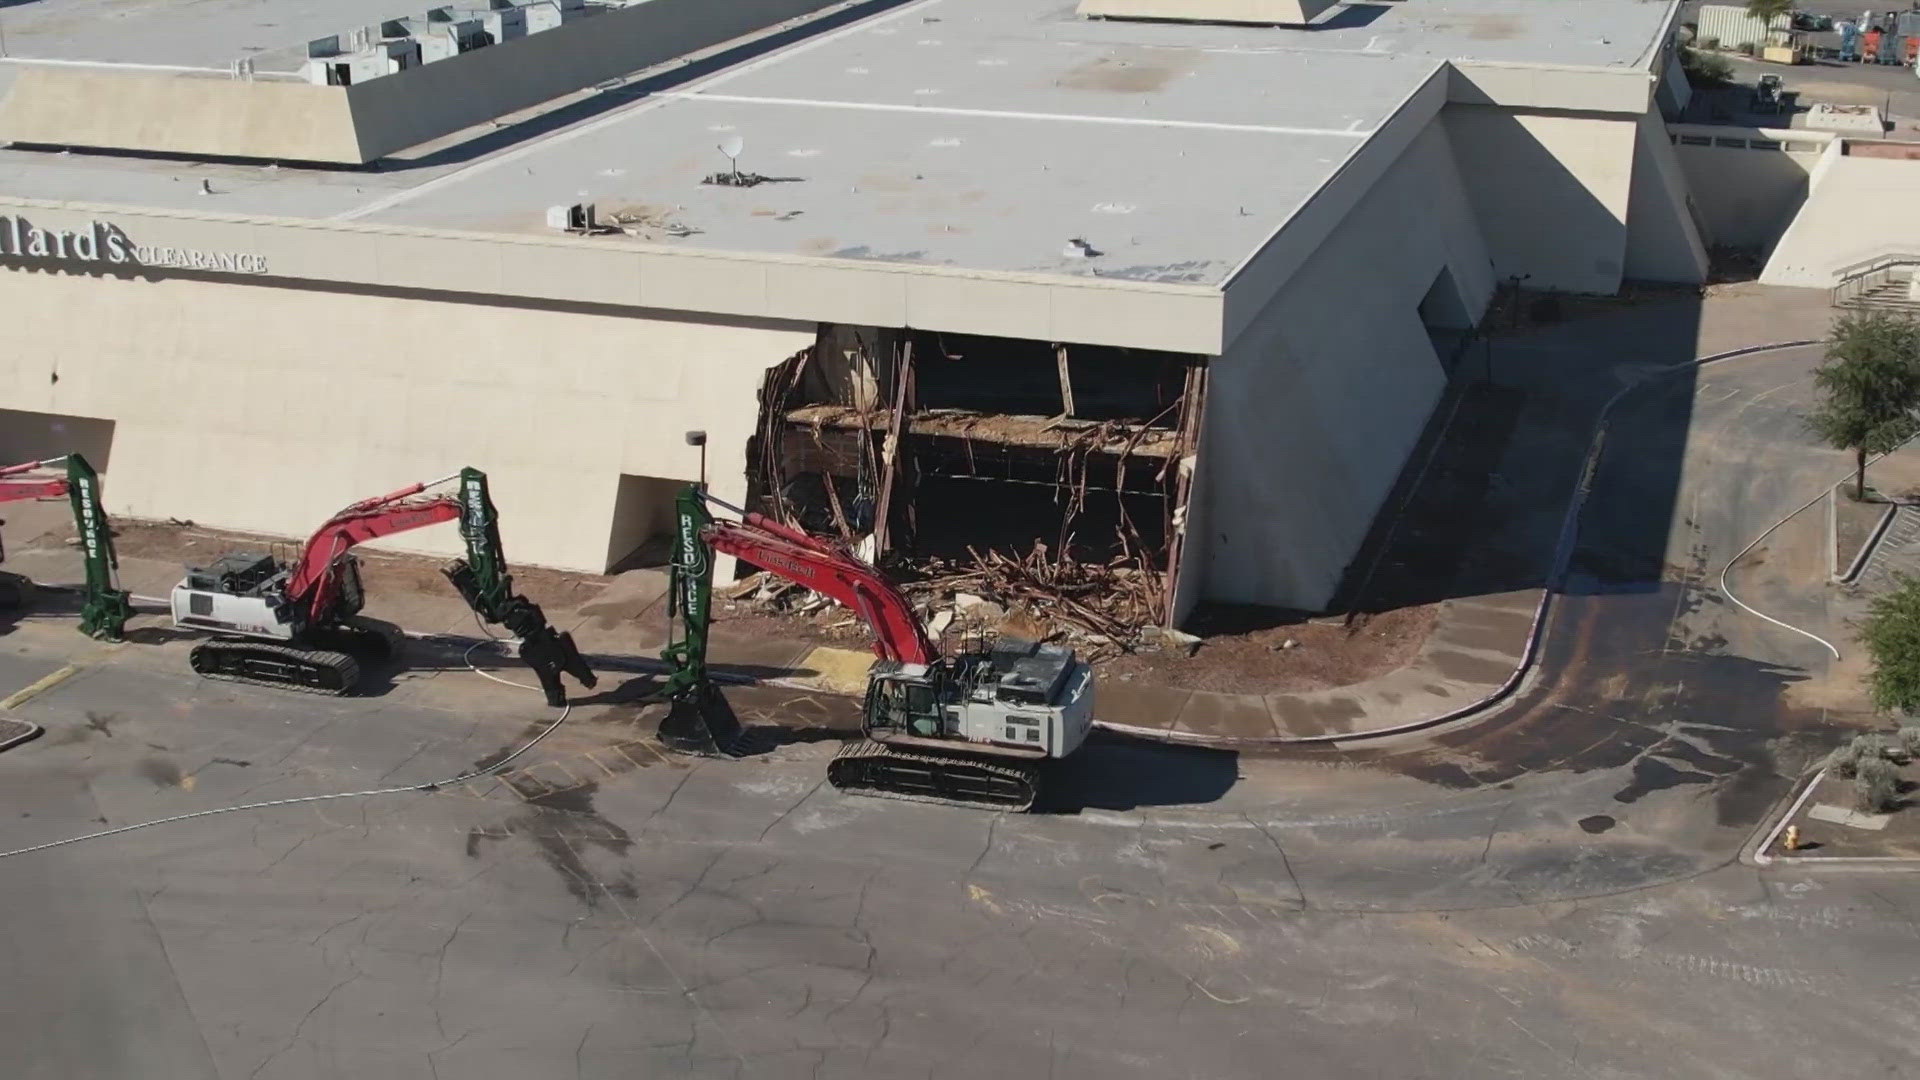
xmin=655 ymin=484 xmax=740 ymax=757
xmin=66 ymin=454 xmax=132 ymax=642
xmin=660 ymin=484 xmax=715 ymax=704
xmin=440 ymin=467 xmax=598 ymax=707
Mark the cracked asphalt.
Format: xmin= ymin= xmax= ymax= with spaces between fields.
xmin=5 ymin=345 xmax=1920 ymax=1078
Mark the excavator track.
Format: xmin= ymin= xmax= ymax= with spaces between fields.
xmin=827 ymin=739 xmax=1039 ymax=812
xmin=0 ymin=571 xmax=33 ymax=611
xmin=309 ymin=616 xmax=408 ymax=664
xmin=189 ymin=640 xmax=361 ymax=695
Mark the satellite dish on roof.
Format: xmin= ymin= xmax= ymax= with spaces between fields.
xmin=717 ymin=136 xmax=746 ymax=183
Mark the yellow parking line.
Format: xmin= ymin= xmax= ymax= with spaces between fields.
xmin=0 ymin=664 xmax=81 ymax=711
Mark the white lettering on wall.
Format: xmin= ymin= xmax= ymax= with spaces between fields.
xmin=0 ymin=215 xmax=268 ymax=274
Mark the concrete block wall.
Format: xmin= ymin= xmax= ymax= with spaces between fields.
xmin=1762 ymin=147 xmax=1920 ymax=287
xmin=1193 ymin=121 xmax=1492 ymax=612
xmin=1623 ymin=110 xmax=1709 ymax=283
xmin=0 ymin=266 xmax=812 ymax=574
xmin=1445 ymin=105 xmax=1638 ymax=295
xmin=1670 ymin=129 xmax=1827 ymax=251
xmin=0 ymin=69 xmax=362 ymax=162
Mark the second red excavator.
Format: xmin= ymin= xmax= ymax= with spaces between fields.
xmin=169 ymin=468 xmax=596 ymax=705
xmin=660 ymin=484 xmax=1096 ymax=811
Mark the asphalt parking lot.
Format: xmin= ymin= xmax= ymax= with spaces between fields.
xmin=6 ymin=328 xmax=1920 ymax=1078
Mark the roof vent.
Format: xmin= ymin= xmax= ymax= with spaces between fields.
xmin=1076 ymin=0 xmax=1339 ymax=26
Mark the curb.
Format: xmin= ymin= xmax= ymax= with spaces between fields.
xmin=1834 ymin=498 xmax=1899 ymax=585
xmin=1746 ymin=766 xmax=1920 ymax=870
xmin=1098 ymin=337 xmax=1824 ymax=748
xmin=0 ymin=717 xmax=42 ymax=754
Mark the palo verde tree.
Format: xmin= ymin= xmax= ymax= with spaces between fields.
xmin=1805 ymin=311 xmax=1920 ymax=501
xmin=1862 ymin=575 xmax=1920 ymax=715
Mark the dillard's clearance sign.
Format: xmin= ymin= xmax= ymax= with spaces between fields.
xmin=0 ymin=215 xmax=268 ymax=274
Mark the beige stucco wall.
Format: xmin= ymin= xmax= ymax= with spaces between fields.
xmin=0 ymin=265 xmax=812 ymax=573
xmin=0 ymin=198 xmax=1220 ymax=354
xmin=1623 ymin=110 xmax=1709 ymax=282
xmin=1759 ymin=146 xmax=1920 ymax=287
xmin=0 ymin=69 xmax=362 ymax=162
xmin=1445 ymin=106 xmax=1638 ymax=294
xmin=1194 ymin=120 xmax=1491 ymax=611
xmin=1670 ymin=128 xmax=1827 ymax=251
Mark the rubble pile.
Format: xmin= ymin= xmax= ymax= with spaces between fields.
xmin=725 ymin=543 xmax=1194 ymax=663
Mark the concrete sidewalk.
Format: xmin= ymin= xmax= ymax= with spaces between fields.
xmin=1096 ymin=590 xmax=1540 ymax=743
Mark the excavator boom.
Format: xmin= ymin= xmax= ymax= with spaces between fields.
xmin=661 ymin=486 xmax=934 ymax=703
xmin=64 ymin=455 xmax=133 ymax=641
xmin=440 ymin=467 xmax=598 ymax=707
xmin=282 ymin=478 xmax=463 ymax=626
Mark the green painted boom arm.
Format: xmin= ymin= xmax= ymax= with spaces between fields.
xmin=660 ymin=485 xmax=715 ymax=702
xmin=440 ymin=467 xmax=598 ymax=707
xmin=67 ymin=454 xmax=132 ymax=642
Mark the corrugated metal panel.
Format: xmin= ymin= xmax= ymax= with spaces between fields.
xmin=1696 ymin=4 xmax=1789 ymax=49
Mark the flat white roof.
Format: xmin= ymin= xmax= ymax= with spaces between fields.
xmin=352 ymin=25 xmax=1438 ymax=285
xmin=0 ymin=0 xmax=1677 ymax=289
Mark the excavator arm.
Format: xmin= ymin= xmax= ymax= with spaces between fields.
xmin=660 ymin=485 xmax=935 ymax=704
xmin=65 ymin=455 xmax=133 ymax=641
xmin=0 ymin=455 xmax=131 ymax=640
xmin=281 ymin=478 xmax=464 ymax=626
xmin=440 ymin=467 xmax=597 ymax=708
xmin=281 ymin=469 xmax=596 ymax=706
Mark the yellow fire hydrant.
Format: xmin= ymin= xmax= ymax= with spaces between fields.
xmin=1784 ymin=825 xmax=1801 ymax=852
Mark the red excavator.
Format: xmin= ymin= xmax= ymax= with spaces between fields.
xmin=169 ymin=468 xmax=596 ymax=705
xmin=661 ymin=484 xmax=1096 ymax=811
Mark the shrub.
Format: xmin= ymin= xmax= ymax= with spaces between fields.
xmin=1855 ymin=757 xmax=1900 ymax=813
xmin=1828 ymin=734 xmax=1896 ymax=778
xmin=1737 ymin=41 xmax=1757 ymax=56
xmin=1899 ymin=726 xmax=1920 ymax=758
xmin=1827 ymin=745 xmax=1863 ymax=778
xmin=1852 ymin=733 xmax=1894 ymax=761
xmin=1680 ymin=46 xmax=1734 ymax=87
xmin=1862 ymin=577 xmax=1920 ymax=715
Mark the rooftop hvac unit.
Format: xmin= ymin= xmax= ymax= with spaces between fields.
xmin=525 ymin=0 xmax=586 ymax=35
xmin=547 ymin=203 xmax=597 ymax=233
xmin=479 ymin=5 xmax=527 ymax=43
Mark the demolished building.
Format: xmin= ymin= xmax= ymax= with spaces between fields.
xmin=0 ymin=0 xmax=1705 ymax=625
